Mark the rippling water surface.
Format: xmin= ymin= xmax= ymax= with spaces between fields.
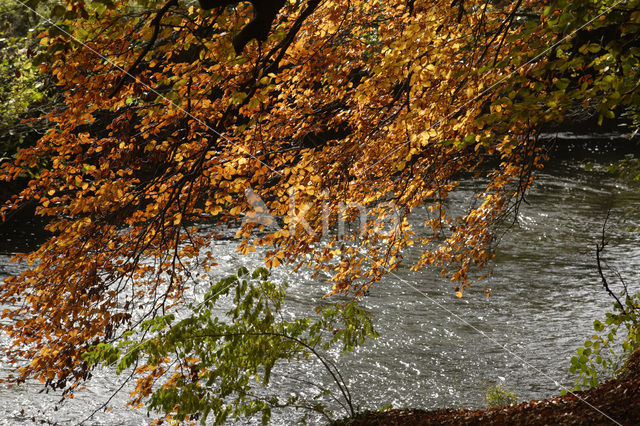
xmin=1 ymin=160 xmax=640 ymax=425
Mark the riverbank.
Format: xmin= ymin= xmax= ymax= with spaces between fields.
xmin=335 ymin=349 xmax=640 ymax=425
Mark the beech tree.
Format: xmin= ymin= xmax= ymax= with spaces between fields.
xmin=1 ymin=0 xmax=640 ymax=421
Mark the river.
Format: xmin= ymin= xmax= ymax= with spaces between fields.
xmin=1 ymin=143 xmax=639 ymax=425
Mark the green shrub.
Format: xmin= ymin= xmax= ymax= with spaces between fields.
xmin=83 ymin=267 xmax=377 ymax=425
xmin=485 ymin=383 xmax=517 ymax=408
xmin=567 ymin=291 xmax=640 ymax=393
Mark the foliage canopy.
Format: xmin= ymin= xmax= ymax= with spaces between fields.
xmin=1 ymin=0 xmax=640 ymax=418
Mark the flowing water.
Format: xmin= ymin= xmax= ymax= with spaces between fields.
xmin=1 ymin=148 xmax=640 ymax=425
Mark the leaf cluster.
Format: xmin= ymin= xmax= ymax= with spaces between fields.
xmin=568 ymin=291 xmax=640 ymax=392
xmin=82 ymin=267 xmax=377 ymax=424
xmin=0 ymin=0 xmax=50 ymax=158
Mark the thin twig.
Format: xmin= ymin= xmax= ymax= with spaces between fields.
xmin=596 ymin=211 xmax=625 ymax=312
xmin=110 ymin=0 xmax=179 ymax=96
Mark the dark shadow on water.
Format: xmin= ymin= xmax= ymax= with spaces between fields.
xmin=0 ymin=207 xmax=50 ymax=255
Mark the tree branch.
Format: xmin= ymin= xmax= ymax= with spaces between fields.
xmin=110 ymin=0 xmax=179 ymax=97
xmin=596 ymin=210 xmax=626 ymax=312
